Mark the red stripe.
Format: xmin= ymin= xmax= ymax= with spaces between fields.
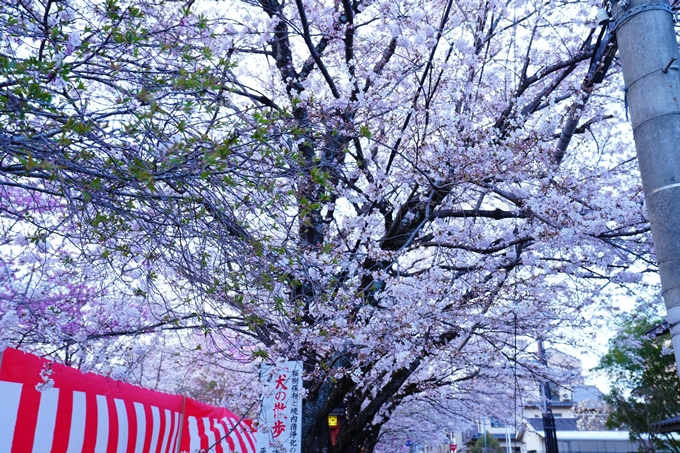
xmin=244 ymin=422 xmax=257 ymax=453
xmin=208 ymin=418 xmax=223 ymax=453
xmin=155 ymin=408 xmax=166 ymax=453
xmin=165 ymin=413 xmax=176 ymax=453
xmin=178 ymin=414 xmax=189 ymax=453
xmin=209 ymin=419 xmax=224 ymax=453
xmin=173 ymin=412 xmax=184 ymax=453
xmin=82 ymin=392 xmax=98 ymax=453
xmin=171 ymin=413 xmax=183 ymax=453
xmin=197 ymin=417 xmax=209 ymax=452
xmin=142 ymin=404 xmax=153 ymax=453
xmin=11 ymin=385 xmax=40 ymax=453
xmin=106 ymin=396 xmax=118 ymax=453
xmin=219 ymin=419 xmax=236 ymax=452
xmin=52 ymin=389 xmax=74 ymax=453
xmin=199 ymin=417 xmax=211 ymax=453
xmin=125 ymin=400 xmax=137 ymax=453
xmin=229 ymin=416 xmax=248 ymax=453
xmin=164 ymin=410 xmax=175 ymax=453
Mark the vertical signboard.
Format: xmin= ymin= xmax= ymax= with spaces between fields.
xmin=255 ymin=361 xmax=303 ymax=453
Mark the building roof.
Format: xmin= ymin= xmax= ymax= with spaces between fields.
xmin=653 ymin=415 xmax=680 ymax=433
xmin=526 ymin=418 xmax=579 ymax=432
xmin=572 ymin=385 xmax=603 ymax=404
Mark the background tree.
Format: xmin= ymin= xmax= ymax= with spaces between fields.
xmin=471 ymin=432 xmax=505 ymax=453
xmin=598 ymin=309 xmax=680 ymax=453
xmin=0 ymin=0 xmax=658 ymax=451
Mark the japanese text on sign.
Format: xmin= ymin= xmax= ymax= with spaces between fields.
xmin=255 ymin=361 xmax=303 ymax=453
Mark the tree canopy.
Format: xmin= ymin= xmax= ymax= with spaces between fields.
xmin=0 ymin=0 xmax=657 ymax=451
xmin=598 ymin=310 xmax=680 ymax=453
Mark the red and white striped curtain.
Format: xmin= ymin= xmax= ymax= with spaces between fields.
xmin=0 ymin=348 xmax=256 ymax=453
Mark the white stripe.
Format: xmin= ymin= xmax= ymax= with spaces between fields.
xmin=115 ymin=399 xmax=128 ymax=453
xmin=0 ymin=381 xmax=22 ymax=453
xmin=203 ymin=418 xmax=216 ymax=451
xmin=224 ymin=417 xmax=242 ymax=453
xmin=133 ymin=402 xmax=146 ymax=453
xmin=149 ymin=406 xmax=161 ymax=453
xmin=32 ymin=387 xmax=59 ymax=453
xmin=188 ymin=416 xmax=200 ymax=453
xmin=66 ymin=391 xmax=87 ymax=453
xmin=231 ymin=418 xmax=245 ymax=448
xmin=159 ymin=409 xmax=172 ymax=453
xmin=234 ymin=417 xmax=254 ymax=453
xmin=168 ymin=412 xmax=180 ymax=453
xmin=236 ymin=418 xmax=253 ymax=453
xmin=236 ymin=417 xmax=251 ymax=453
xmin=94 ymin=395 xmax=109 ymax=453
xmin=238 ymin=419 xmax=256 ymax=453
xmin=214 ymin=419 xmax=230 ymax=452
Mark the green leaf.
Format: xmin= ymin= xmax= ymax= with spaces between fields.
xmin=359 ymin=124 xmax=371 ymax=138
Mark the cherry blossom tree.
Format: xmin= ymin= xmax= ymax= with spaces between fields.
xmin=0 ymin=0 xmax=657 ymax=451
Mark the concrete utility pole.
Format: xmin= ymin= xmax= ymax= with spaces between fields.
xmin=612 ymin=0 xmax=680 ymax=376
xmin=537 ymin=341 xmax=559 ymax=453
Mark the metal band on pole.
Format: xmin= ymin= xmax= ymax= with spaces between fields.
xmin=611 ymin=2 xmax=674 ymax=32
